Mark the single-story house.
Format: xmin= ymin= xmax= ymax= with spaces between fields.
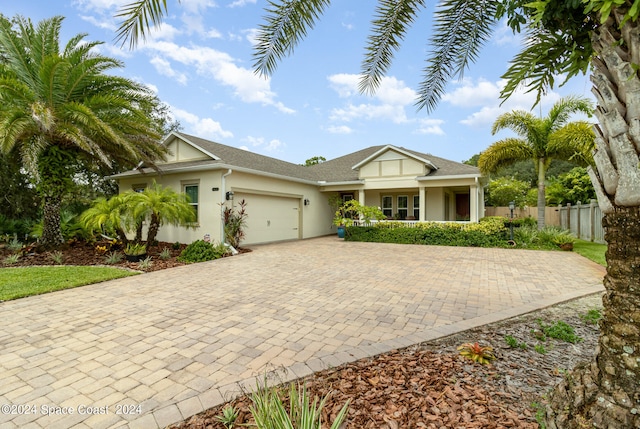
xmin=113 ymin=132 xmax=485 ymax=245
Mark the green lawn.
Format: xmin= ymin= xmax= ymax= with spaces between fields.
xmin=573 ymin=240 xmax=607 ymax=266
xmin=0 ymin=266 xmax=139 ymax=301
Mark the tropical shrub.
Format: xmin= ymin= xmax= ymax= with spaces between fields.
xmin=223 ymin=199 xmax=248 ymax=248
xmin=178 ymin=240 xmax=229 ymax=263
xmin=457 ymin=342 xmax=495 ymax=364
xmin=31 ymin=210 xmax=90 ymax=241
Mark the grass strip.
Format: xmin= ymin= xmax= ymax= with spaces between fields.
xmin=0 ymin=266 xmax=138 ymax=301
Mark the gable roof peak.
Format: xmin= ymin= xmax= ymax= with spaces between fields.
xmin=351 ymin=144 xmax=438 ymax=170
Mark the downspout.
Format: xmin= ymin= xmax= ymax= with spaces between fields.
xmin=221 ymin=169 xmax=236 ymax=252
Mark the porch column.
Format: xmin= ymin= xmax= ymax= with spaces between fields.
xmin=469 ymin=185 xmax=478 ymax=222
xmin=419 ymin=187 xmax=426 ymax=222
xmin=359 ymin=190 xmax=365 ymax=206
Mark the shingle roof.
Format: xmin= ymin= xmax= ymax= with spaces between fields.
xmin=114 ymin=132 xmax=480 ymax=182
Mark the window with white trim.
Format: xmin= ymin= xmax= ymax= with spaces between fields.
xmin=397 ymin=195 xmax=408 ymax=220
xmin=382 ymin=196 xmax=393 ymax=218
xmin=184 ymin=184 xmax=199 ymax=222
xmin=413 ymin=195 xmax=420 ymax=219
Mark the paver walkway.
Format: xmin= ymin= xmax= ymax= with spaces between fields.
xmin=0 ymin=237 xmax=605 ymax=429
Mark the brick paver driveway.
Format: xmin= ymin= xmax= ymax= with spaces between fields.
xmin=0 ymin=237 xmax=605 ymax=429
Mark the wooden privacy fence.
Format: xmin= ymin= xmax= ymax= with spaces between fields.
xmin=558 ymin=200 xmax=605 ymax=244
xmin=485 ymin=200 xmax=605 ymax=243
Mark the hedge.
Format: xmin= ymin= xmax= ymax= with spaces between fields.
xmin=345 ymin=218 xmax=509 ymax=247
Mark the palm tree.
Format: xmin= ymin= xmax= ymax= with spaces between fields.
xmin=79 ymin=194 xmax=135 ymax=245
xmin=478 ymin=96 xmax=595 ymax=229
xmin=130 ymin=182 xmax=196 ymax=248
xmin=0 ymin=15 xmax=167 ymax=246
xmin=116 ymin=1 xmax=640 ymax=427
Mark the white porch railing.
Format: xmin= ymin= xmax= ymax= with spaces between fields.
xmin=352 ymin=219 xmax=472 ymax=227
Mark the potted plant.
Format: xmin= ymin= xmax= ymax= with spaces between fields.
xmin=124 ymin=242 xmax=147 ymax=262
xmin=552 ymin=232 xmax=577 ymax=251
xmin=332 ymin=200 xmax=385 ymax=238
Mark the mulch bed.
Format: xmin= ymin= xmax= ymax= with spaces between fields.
xmin=1 ymin=240 xmax=186 ymax=271
xmin=1 ymin=239 xmax=249 ymax=272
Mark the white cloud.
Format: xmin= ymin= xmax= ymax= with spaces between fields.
xmin=243 ymin=136 xmax=285 ymax=152
xmin=243 ymin=28 xmax=260 ymax=45
xmin=443 ymin=78 xmax=564 ymax=128
xmin=141 ymin=41 xmax=295 ymax=113
xmin=150 ymin=56 xmax=188 ymax=85
xmin=492 ymin=22 xmax=523 ymax=47
xmin=182 ymin=0 xmax=217 ymax=13
xmin=330 ymin=104 xmax=409 ymax=124
xmin=79 ymin=14 xmax=116 ymax=31
xmin=171 ymin=107 xmax=233 ymax=140
xmin=328 ymin=73 xmax=360 ymax=98
xmin=228 ymin=0 xmax=256 ymax=7
xmin=206 ymin=28 xmax=224 ymax=39
xmin=326 ymin=125 xmax=353 ymax=134
xmin=414 ymin=118 xmax=445 ymax=135
xmin=327 ymin=74 xmax=416 ymax=124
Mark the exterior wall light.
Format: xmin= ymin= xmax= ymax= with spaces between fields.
xmin=304 ymin=198 xmax=310 ymax=206
xmin=226 ymin=191 xmax=234 ymax=201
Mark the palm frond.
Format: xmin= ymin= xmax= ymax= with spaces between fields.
xmin=547 ymin=121 xmax=595 ymax=166
xmin=253 ymin=0 xmax=332 ymax=77
xmin=477 ymin=138 xmax=534 ymax=175
xmin=416 ymin=0 xmax=499 ymax=112
xmin=491 ymin=110 xmax=537 ymax=137
xmin=114 ymin=0 xmax=172 ymax=49
xmin=544 ymin=95 xmax=594 ymax=131
xmin=359 ymin=0 xmax=426 ymax=95
xmin=500 ymin=27 xmax=590 ymax=105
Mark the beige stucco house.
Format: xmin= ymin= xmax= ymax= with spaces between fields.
xmin=113 ymin=132 xmax=485 ymax=245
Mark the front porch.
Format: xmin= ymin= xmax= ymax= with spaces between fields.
xmin=322 ymin=182 xmax=484 ymax=223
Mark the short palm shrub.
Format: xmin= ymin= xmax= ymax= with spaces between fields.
xmin=159 ymin=248 xmax=172 ymax=260
xmin=104 ymin=251 xmax=124 ymax=264
xmin=178 ymin=240 xmax=229 ymax=263
xmin=3 ymin=253 xmax=20 ymax=265
xmin=250 ymin=382 xmax=350 ymax=429
xmin=49 ymin=250 xmax=64 ymax=265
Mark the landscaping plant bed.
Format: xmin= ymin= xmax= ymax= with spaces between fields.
xmin=168 ymin=293 xmax=603 ymax=429
xmin=0 ymin=241 xmax=188 ymax=272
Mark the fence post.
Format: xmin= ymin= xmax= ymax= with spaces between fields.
xmin=576 ymin=201 xmax=582 ymax=239
xmin=566 ymin=203 xmax=571 ymax=232
xmin=558 ymin=204 xmax=563 ymax=229
xmin=590 ymin=199 xmax=596 ymax=242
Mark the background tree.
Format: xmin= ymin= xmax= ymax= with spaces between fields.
xmin=0 ymin=149 xmax=38 ymax=226
xmin=302 ymin=155 xmax=326 ymax=166
xmin=0 ymin=15 xmax=167 ymax=246
xmin=485 ymin=177 xmax=530 ymax=208
xmin=546 ymin=167 xmax=597 ymax=206
xmin=478 ymin=96 xmax=595 ymax=229
xmin=116 ymin=0 xmax=640 ymax=427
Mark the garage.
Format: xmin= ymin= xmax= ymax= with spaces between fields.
xmin=233 ymin=193 xmax=301 ymax=245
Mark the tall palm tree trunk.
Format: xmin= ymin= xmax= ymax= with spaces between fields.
xmin=41 ymin=196 xmax=65 ymax=246
xmin=536 ymin=158 xmax=546 ymax=230
xmin=545 ymin=8 xmax=640 ymax=428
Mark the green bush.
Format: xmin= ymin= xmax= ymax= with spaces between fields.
xmin=178 ymin=240 xmax=229 ymax=263
xmin=346 ymin=219 xmax=508 ymax=247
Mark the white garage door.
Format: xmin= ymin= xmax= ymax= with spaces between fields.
xmin=234 ymin=193 xmax=300 ymax=245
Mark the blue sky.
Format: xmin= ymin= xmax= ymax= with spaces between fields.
xmin=3 ymin=0 xmax=594 ymax=164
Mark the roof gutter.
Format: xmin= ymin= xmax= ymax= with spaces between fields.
xmin=416 ymin=173 xmax=481 ymax=181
